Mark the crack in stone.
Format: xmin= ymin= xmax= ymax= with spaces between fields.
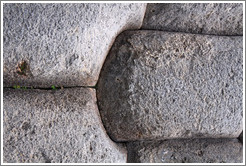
xmin=4 ymin=86 xmax=97 ymax=90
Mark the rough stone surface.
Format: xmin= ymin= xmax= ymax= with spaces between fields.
xmin=3 ymin=88 xmax=127 ymax=163
xmin=127 ymin=139 xmax=243 ymax=163
xmin=142 ymin=3 xmax=243 ymax=35
xmin=3 ymin=3 xmax=146 ymax=88
xmin=97 ymin=31 xmax=243 ymax=141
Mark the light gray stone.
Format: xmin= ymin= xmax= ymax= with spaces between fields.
xmin=97 ymin=31 xmax=243 ymax=141
xmin=142 ymin=3 xmax=243 ymax=35
xmin=3 ymin=88 xmax=127 ymax=163
xmin=3 ymin=3 xmax=146 ymax=88
xmin=127 ymin=139 xmax=243 ymax=163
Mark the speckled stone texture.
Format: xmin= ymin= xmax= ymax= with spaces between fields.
xmin=142 ymin=3 xmax=243 ymax=35
xmin=3 ymin=88 xmax=127 ymax=163
xmin=3 ymin=3 xmax=146 ymax=88
xmin=97 ymin=31 xmax=243 ymax=141
xmin=127 ymin=139 xmax=243 ymax=163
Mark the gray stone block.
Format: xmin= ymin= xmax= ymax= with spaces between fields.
xmin=97 ymin=31 xmax=243 ymax=141
xmin=3 ymin=88 xmax=127 ymax=163
xmin=127 ymin=139 xmax=243 ymax=163
xmin=142 ymin=3 xmax=243 ymax=35
xmin=3 ymin=3 xmax=146 ymax=88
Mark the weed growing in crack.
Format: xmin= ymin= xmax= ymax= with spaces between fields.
xmin=13 ymin=85 xmax=27 ymax=89
xmin=51 ymin=85 xmax=57 ymax=90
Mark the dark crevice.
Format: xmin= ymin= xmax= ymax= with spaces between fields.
xmin=4 ymin=85 xmax=96 ymax=90
xmin=139 ymin=28 xmax=243 ymax=37
xmin=238 ymin=132 xmax=243 ymax=144
xmin=95 ymin=92 xmax=117 ymax=143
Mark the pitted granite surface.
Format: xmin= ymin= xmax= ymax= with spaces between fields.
xmin=3 ymin=3 xmax=243 ymax=163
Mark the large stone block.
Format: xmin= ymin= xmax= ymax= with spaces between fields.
xmin=127 ymin=139 xmax=243 ymax=163
xmin=3 ymin=88 xmax=127 ymax=163
xmin=97 ymin=31 xmax=243 ymax=141
xmin=3 ymin=3 xmax=146 ymax=87
xmin=142 ymin=3 xmax=243 ymax=35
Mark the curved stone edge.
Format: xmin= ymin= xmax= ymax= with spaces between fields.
xmin=97 ymin=30 xmax=243 ymax=142
xmin=3 ymin=3 xmax=147 ymax=88
xmin=127 ymin=138 xmax=243 ymax=163
xmin=3 ymin=88 xmax=127 ymax=163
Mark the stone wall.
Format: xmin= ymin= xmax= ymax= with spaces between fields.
xmin=3 ymin=3 xmax=243 ymax=163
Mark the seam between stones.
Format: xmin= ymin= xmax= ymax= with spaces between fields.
xmin=3 ymin=86 xmax=96 ymax=90
xmin=139 ymin=28 xmax=243 ymax=37
xmin=4 ymin=85 xmax=129 ymax=159
xmin=93 ymin=29 xmax=244 ymax=162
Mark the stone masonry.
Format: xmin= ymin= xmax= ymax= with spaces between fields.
xmin=142 ymin=3 xmax=243 ymax=35
xmin=3 ymin=88 xmax=126 ymax=163
xmin=97 ymin=31 xmax=243 ymax=141
xmin=3 ymin=3 xmax=146 ymax=87
xmin=127 ymin=139 xmax=243 ymax=163
xmin=3 ymin=3 xmax=243 ymax=163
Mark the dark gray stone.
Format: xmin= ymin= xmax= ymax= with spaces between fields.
xmin=142 ymin=3 xmax=243 ymax=35
xmin=3 ymin=88 xmax=127 ymax=163
xmin=3 ymin=3 xmax=146 ymax=88
xmin=127 ymin=139 xmax=243 ymax=163
xmin=97 ymin=31 xmax=243 ymax=141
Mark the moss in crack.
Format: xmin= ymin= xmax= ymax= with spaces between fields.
xmin=51 ymin=85 xmax=57 ymax=90
xmin=13 ymin=85 xmax=27 ymax=90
